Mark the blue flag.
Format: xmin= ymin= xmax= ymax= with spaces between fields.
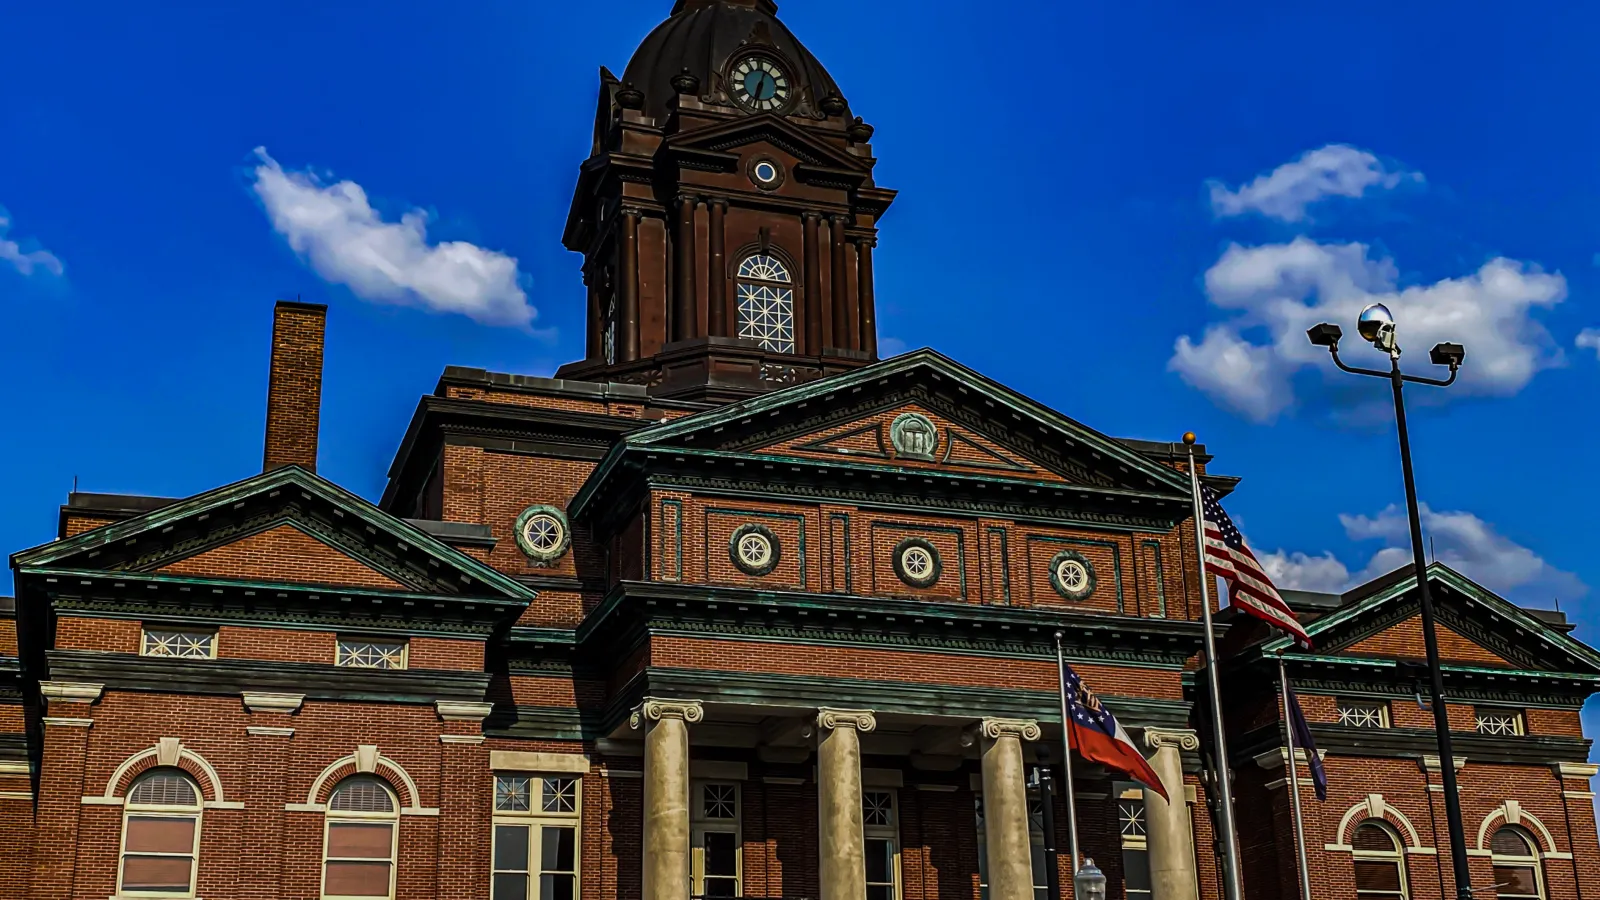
xmin=1284 ymin=678 xmax=1327 ymax=801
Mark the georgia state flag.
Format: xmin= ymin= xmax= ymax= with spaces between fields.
xmin=1062 ymin=663 xmax=1169 ymax=800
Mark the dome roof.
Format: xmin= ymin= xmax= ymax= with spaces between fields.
xmin=621 ymin=0 xmax=850 ymax=123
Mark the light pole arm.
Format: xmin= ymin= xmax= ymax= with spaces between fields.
xmin=1326 ymin=345 xmax=1392 ymax=379
xmin=1326 ymin=345 xmax=1459 ymax=386
xmin=1402 ymin=367 xmax=1459 ymax=388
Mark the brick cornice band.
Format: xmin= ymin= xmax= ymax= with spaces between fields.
xmin=629 ymin=697 xmax=705 ymax=729
xmin=979 ymin=717 xmax=1041 ymax=742
xmin=816 ymin=707 xmax=877 ymax=733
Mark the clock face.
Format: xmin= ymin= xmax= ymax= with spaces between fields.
xmin=731 ymin=57 xmax=790 ymax=111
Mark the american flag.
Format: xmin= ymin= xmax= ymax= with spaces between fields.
xmin=1201 ymin=486 xmax=1312 ymax=648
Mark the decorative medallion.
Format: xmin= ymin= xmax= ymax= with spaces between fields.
xmin=889 ymin=412 xmax=939 ymax=461
xmin=1049 ymin=550 xmax=1096 ymax=601
xmin=893 ymin=537 xmax=942 ymax=588
xmin=730 ymin=523 xmax=780 ymax=576
xmin=514 ymin=505 xmax=571 ymax=564
xmin=750 ymin=157 xmax=784 ymax=190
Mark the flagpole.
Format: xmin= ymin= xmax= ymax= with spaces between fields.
xmin=1054 ymin=631 xmax=1082 ymax=876
xmin=1278 ymin=651 xmax=1314 ymax=900
xmin=1184 ymin=433 xmax=1244 ymax=900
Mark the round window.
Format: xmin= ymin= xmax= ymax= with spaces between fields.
xmin=730 ymin=523 xmax=781 ymax=576
xmin=893 ymin=537 xmax=942 ymax=588
xmin=1049 ymin=550 xmax=1096 ymax=601
xmin=514 ymin=505 xmax=571 ymax=564
xmin=750 ymin=158 xmax=783 ymax=189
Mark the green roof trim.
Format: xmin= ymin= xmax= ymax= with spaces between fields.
xmin=12 ymin=465 xmax=536 ymax=601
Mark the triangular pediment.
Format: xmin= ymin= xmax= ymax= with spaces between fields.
xmin=12 ymin=466 xmax=534 ymax=600
xmin=665 ymin=114 xmax=871 ymax=174
xmin=1266 ymin=563 xmax=1600 ymax=675
xmin=611 ymin=349 xmax=1193 ymax=496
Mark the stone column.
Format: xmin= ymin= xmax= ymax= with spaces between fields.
xmin=803 ymin=212 xmax=822 ymax=354
xmin=585 ymin=269 xmax=603 ymax=360
xmin=855 ymin=237 xmax=877 ymax=358
xmin=816 ymin=708 xmax=877 ymax=900
xmin=979 ymin=718 xmax=1042 ymax=900
xmin=829 ymin=215 xmax=850 ymax=351
xmin=708 ymin=199 xmax=728 ymax=337
xmin=631 ymin=698 xmax=704 ymax=900
xmin=1142 ymin=729 xmax=1201 ymax=900
xmin=619 ymin=207 xmax=641 ymax=362
xmin=673 ymin=195 xmax=698 ymax=343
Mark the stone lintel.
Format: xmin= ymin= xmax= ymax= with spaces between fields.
xmin=242 ymin=692 xmax=306 ymax=714
xmin=40 ymin=681 xmax=104 ymax=707
xmin=435 ymin=700 xmax=494 ymax=723
xmin=490 ymin=750 xmax=591 ymax=773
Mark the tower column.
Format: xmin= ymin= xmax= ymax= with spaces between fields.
xmin=585 ymin=269 xmax=602 ymax=360
xmin=708 ymin=199 xmax=728 ymax=337
xmin=829 ymin=215 xmax=850 ymax=352
xmin=803 ymin=211 xmax=822 ymax=355
xmin=673 ymin=195 xmax=698 ymax=343
xmin=856 ymin=237 xmax=877 ymax=358
xmin=816 ymin=708 xmax=877 ymax=900
xmin=619 ymin=207 xmax=641 ymax=362
xmin=1143 ymin=729 xmax=1201 ymax=900
xmin=631 ymin=698 xmax=704 ymax=900
xmin=979 ymin=717 xmax=1042 ymax=900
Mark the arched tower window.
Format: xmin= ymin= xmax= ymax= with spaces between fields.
xmin=1491 ymin=826 xmax=1545 ymax=899
xmin=736 ymin=254 xmax=795 ymax=354
xmin=323 ymin=776 xmax=399 ymax=899
xmin=120 ymin=768 xmax=203 ymax=896
xmin=1352 ymin=820 xmax=1409 ymax=899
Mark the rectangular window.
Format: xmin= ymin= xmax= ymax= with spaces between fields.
xmin=492 ymin=775 xmax=581 ymax=900
xmin=1336 ymin=699 xmax=1390 ymax=729
xmin=141 ymin=627 xmax=217 ymax=660
xmin=864 ymin=790 xmax=900 ymax=900
xmin=1475 ymin=708 xmax=1526 ymax=736
xmin=693 ymin=782 xmax=741 ymax=898
xmin=1119 ymin=790 xmax=1152 ymax=899
xmin=336 ymin=637 xmax=408 ymax=670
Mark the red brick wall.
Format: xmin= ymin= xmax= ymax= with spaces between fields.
xmin=1343 ymin=615 xmax=1512 ymax=667
xmin=158 ymin=524 xmax=404 ymax=590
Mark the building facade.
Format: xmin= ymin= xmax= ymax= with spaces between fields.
xmin=2 ymin=2 xmax=1598 ymax=900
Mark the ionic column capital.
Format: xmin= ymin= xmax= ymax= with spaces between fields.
xmin=1143 ymin=728 xmax=1200 ymax=752
xmin=979 ymin=718 xmax=1042 ymax=742
xmin=630 ymin=697 xmax=705 ymax=729
xmin=816 ymin=708 xmax=877 ymax=733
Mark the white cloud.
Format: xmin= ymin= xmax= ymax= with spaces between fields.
xmin=1578 ymin=328 xmax=1600 ymax=358
xmin=1258 ymin=549 xmax=1352 ymax=593
xmin=249 ymin=148 xmax=533 ymax=328
xmin=1208 ymin=144 xmax=1420 ymax=222
xmin=1170 ymin=237 xmax=1566 ymax=421
xmin=0 ymin=208 xmax=63 ymax=277
xmin=878 ymin=336 xmax=909 ymax=358
xmin=1257 ymin=505 xmax=1585 ymax=601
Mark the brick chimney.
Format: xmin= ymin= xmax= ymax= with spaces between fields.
xmin=262 ymin=300 xmax=327 ymax=473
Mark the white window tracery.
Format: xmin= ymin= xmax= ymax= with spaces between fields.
xmin=736 ymin=254 xmax=795 ymax=354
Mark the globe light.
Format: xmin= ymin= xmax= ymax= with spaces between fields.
xmin=1074 ymin=858 xmax=1107 ymax=900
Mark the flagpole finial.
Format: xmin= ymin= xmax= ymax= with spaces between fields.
xmin=1182 ymin=432 xmax=1197 ymax=445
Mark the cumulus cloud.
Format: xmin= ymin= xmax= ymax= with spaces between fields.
xmin=1208 ymin=144 xmax=1420 ymax=222
xmin=249 ymin=148 xmax=533 ymax=328
xmin=1170 ymin=237 xmax=1566 ymax=421
xmin=1256 ymin=505 xmax=1584 ymax=602
xmin=1579 ymin=328 xmax=1600 ymax=358
xmin=0 ymin=208 xmax=63 ymax=277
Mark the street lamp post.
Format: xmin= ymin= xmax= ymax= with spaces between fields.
xmin=1307 ymin=303 xmax=1472 ymax=899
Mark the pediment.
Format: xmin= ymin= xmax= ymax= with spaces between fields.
xmin=664 ymin=114 xmax=871 ymax=174
xmin=617 ymin=350 xmax=1193 ymax=496
xmin=1267 ymin=564 xmax=1600 ymax=676
xmin=12 ymin=466 xmax=533 ymax=600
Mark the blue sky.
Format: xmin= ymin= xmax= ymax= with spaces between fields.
xmin=3 ymin=3 xmax=1597 ymax=683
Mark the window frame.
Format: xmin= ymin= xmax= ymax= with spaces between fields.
xmin=691 ymin=780 xmax=742 ymax=898
xmin=1474 ymin=707 xmax=1527 ymax=736
xmin=490 ymin=773 xmax=583 ymax=900
xmin=334 ymin=636 xmax=409 ymax=671
xmin=1117 ymin=786 xmax=1153 ymax=900
xmin=1351 ymin=820 xmax=1409 ymax=900
xmin=1336 ymin=699 xmax=1392 ymax=729
xmin=1489 ymin=825 xmax=1546 ymax=900
xmin=863 ymin=789 xmax=902 ymax=900
xmin=322 ymin=777 xmax=400 ymax=900
xmin=118 ymin=769 xmax=204 ymax=899
xmin=734 ymin=253 xmax=796 ymax=355
xmin=140 ymin=626 xmax=218 ymax=660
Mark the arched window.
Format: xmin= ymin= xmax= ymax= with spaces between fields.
xmin=1352 ymin=820 xmax=1408 ymax=899
xmin=323 ymin=776 xmax=399 ymax=899
xmin=119 ymin=768 xmax=203 ymax=896
xmin=1491 ymin=826 xmax=1545 ymax=899
xmin=736 ymin=254 xmax=795 ymax=354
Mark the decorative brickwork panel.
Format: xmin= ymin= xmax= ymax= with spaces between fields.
xmin=1022 ymin=530 xmax=1128 ymax=614
xmin=702 ymin=504 xmax=809 ymax=591
xmin=868 ymin=518 xmax=973 ymax=602
xmin=158 ymin=523 xmax=404 ymax=590
xmin=1343 ymin=614 xmax=1515 ymax=667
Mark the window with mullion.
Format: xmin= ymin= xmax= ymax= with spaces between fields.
xmin=692 ymin=782 xmax=741 ymax=898
xmin=1474 ymin=708 xmax=1526 ymax=736
xmin=120 ymin=770 xmax=203 ymax=897
xmin=1351 ymin=821 xmax=1409 ymax=900
xmin=863 ymin=790 xmax=900 ymax=900
xmin=1118 ymin=790 xmax=1152 ymax=900
xmin=492 ymin=775 xmax=582 ymax=900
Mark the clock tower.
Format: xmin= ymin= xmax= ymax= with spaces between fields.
xmin=555 ymin=0 xmax=896 ymax=404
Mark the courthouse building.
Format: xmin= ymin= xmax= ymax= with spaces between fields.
xmin=3 ymin=2 xmax=1600 ymax=899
